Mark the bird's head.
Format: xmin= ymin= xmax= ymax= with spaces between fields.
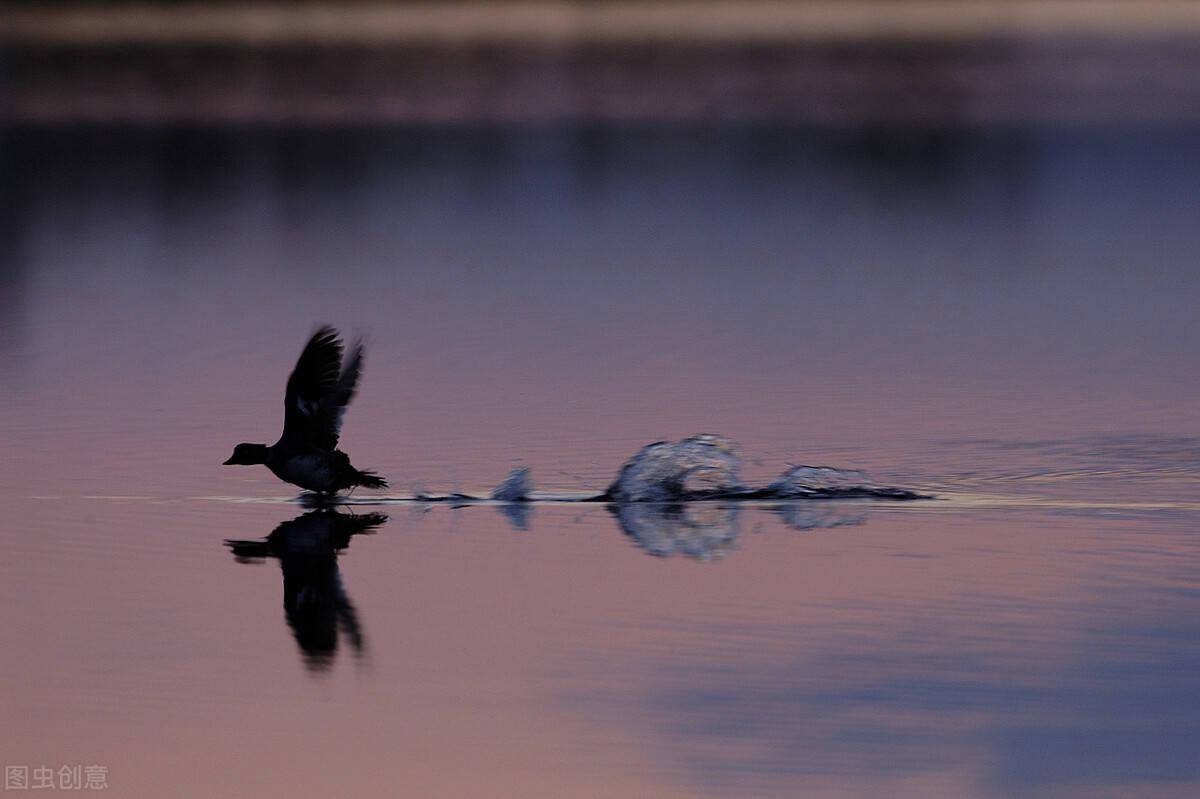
xmin=223 ymin=443 xmax=268 ymax=466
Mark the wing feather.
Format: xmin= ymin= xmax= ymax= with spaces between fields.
xmin=282 ymin=325 xmax=363 ymax=450
xmin=316 ymin=339 xmax=363 ymax=450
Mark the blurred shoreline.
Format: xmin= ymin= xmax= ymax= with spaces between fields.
xmin=6 ymin=2 xmax=1200 ymax=45
xmin=3 ymin=1 xmax=1200 ymax=125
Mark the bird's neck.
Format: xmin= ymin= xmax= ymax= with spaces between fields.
xmin=251 ymin=443 xmax=272 ymax=464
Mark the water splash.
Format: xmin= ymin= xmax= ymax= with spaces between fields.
xmin=604 ymin=435 xmax=744 ymax=501
xmin=492 ymin=466 xmax=533 ymax=501
xmin=603 ymin=435 xmax=927 ymax=502
xmin=762 ymin=465 xmax=923 ymax=500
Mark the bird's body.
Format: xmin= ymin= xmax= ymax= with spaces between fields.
xmin=266 ymin=448 xmax=373 ymax=494
xmin=224 ymin=326 xmax=387 ymax=496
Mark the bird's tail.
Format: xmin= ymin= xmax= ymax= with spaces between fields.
xmin=353 ymin=469 xmax=388 ymax=490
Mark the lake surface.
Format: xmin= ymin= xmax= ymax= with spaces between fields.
xmin=1 ymin=124 xmax=1198 ymax=797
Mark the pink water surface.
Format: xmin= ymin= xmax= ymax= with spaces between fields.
xmin=1 ymin=125 xmax=1198 ymax=797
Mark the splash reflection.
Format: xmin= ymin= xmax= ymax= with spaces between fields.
xmin=771 ymin=503 xmax=867 ymax=532
xmin=495 ymin=501 xmax=534 ymax=531
xmin=610 ymin=502 xmax=742 ymax=560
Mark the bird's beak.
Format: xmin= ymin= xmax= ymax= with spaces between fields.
xmin=222 ymin=456 xmax=236 ymax=465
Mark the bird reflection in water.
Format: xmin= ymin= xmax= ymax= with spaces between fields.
xmin=225 ymin=508 xmax=387 ymax=671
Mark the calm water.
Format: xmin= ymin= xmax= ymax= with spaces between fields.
xmin=1 ymin=124 xmax=1199 ymax=798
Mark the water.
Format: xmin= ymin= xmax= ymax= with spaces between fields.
xmin=1 ymin=123 xmax=1199 ymax=798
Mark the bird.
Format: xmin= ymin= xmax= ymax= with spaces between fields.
xmin=223 ymin=325 xmax=388 ymax=497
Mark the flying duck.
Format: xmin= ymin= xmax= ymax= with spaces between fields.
xmin=223 ymin=325 xmax=388 ymax=496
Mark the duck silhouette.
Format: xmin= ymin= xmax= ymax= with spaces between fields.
xmin=226 ymin=508 xmax=387 ymax=670
xmin=223 ymin=325 xmax=387 ymax=496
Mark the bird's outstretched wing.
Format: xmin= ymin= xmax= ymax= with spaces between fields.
xmin=283 ymin=325 xmax=364 ymax=450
